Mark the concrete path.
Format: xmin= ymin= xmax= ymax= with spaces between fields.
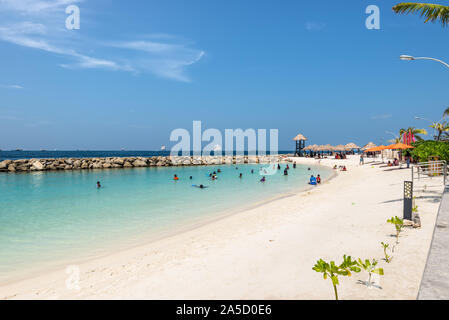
xmin=418 ymin=186 xmax=449 ymax=299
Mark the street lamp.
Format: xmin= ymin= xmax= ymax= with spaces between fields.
xmin=400 ymin=55 xmax=449 ymax=69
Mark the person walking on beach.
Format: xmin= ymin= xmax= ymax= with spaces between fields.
xmin=360 ymin=155 xmax=364 ymax=165
xmin=317 ymin=175 xmax=321 ymax=184
xmin=406 ymin=156 xmax=410 ymax=168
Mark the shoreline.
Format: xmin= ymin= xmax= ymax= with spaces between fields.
xmin=0 ymin=162 xmax=335 ymax=287
xmin=0 ymin=155 xmax=443 ymax=299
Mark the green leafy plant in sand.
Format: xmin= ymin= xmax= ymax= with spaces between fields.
xmin=312 ymin=255 xmax=360 ymax=300
xmin=387 ymin=216 xmax=404 ymax=244
xmin=357 ymin=258 xmax=384 ymax=287
xmin=381 ymin=242 xmax=392 ymax=263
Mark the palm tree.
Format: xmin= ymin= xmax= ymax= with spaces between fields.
xmin=430 ymin=121 xmax=449 ymax=140
xmin=393 ymin=3 xmax=449 ymax=26
xmin=399 ymin=127 xmax=428 ymax=141
xmin=443 ymin=106 xmax=449 ymax=117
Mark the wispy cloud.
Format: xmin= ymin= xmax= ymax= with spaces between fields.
xmin=0 ymin=1 xmax=204 ymax=82
xmin=305 ymin=21 xmax=326 ymax=31
xmin=0 ymin=84 xmax=23 ymax=89
xmin=371 ymin=114 xmax=392 ymax=120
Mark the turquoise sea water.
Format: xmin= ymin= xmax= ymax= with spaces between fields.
xmin=0 ymin=163 xmax=332 ymax=283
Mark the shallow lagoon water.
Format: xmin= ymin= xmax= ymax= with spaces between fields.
xmin=0 ymin=163 xmax=332 ymax=283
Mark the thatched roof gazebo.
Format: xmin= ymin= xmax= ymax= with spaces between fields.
xmin=334 ymin=144 xmax=347 ymax=151
xmin=345 ymin=142 xmax=360 ymax=149
xmin=293 ymin=133 xmax=308 ymax=156
xmin=361 ymin=142 xmax=377 ymax=151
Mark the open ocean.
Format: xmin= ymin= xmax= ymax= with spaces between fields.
xmin=0 ymin=150 xmax=294 ymax=161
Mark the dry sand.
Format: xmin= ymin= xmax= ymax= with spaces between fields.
xmin=0 ymin=155 xmax=444 ymax=300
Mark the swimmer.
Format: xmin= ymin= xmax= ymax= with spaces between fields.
xmin=174 ymin=174 xmax=179 ymax=181
xmin=189 ymin=176 xmax=193 ymax=180
xmin=239 ymin=173 xmax=243 ymax=178
xmin=284 ymin=168 xmax=288 ymax=176
xmin=277 ymin=164 xmax=281 ymax=170
xmin=251 ymin=169 xmax=254 ymax=174
xmin=96 ymin=181 xmax=101 ymax=188
xmin=217 ymin=169 xmax=222 ymax=173
xmin=260 ymin=176 xmax=266 ymax=182
xmin=293 ymin=162 xmax=296 ymax=169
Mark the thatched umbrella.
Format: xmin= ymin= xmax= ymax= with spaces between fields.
xmin=334 ymin=144 xmax=347 ymax=151
xmin=293 ymin=134 xmax=308 ymax=156
xmin=361 ymin=142 xmax=377 ymax=151
xmin=345 ymin=142 xmax=360 ymax=149
xmin=293 ymin=134 xmax=308 ymax=141
xmin=304 ymin=144 xmax=317 ymax=151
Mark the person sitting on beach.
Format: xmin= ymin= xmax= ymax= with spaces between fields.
xmin=309 ymin=175 xmax=317 ymax=185
xmin=333 ymin=165 xmax=337 ymax=170
xmin=174 ymin=174 xmax=179 ymax=181
xmin=97 ymin=181 xmax=101 ymax=188
xmin=388 ymin=161 xmax=392 ymax=167
xmin=394 ymin=158 xmax=399 ymax=166
xmin=260 ymin=176 xmax=266 ymax=182
xmin=341 ymin=166 xmax=347 ymax=172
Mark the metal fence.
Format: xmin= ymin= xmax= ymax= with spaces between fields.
xmin=412 ymin=160 xmax=447 ymax=185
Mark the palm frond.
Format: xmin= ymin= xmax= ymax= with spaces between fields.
xmin=444 ymin=106 xmax=449 ymax=117
xmin=393 ymin=3 xmax=449 ymax=26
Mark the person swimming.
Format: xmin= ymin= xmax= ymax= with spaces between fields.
xmin=239 ymin=173 xmax=243 ymax=178
xmin=193 ymin=184 xmax=207 ymax=189
xmin=308 ymin=168 xmax=311 ymax=171
xmin=189 ymin=176 xmax=193 ymax=180
xmin=260 ymin=176 xmax=266 ymax=182
xmin=284 ymin=168 xmax=288 ymax=176
xmin=96 ymin=181 xmax=101 ymax=188
xmin=286 ymin=164 xmax=289 ymax=170
xmin=217 ymin=169 xmax=222 ymax=173
xmin=293 ymin=162 xmax=297 ymax=169
xmin=251 ymin=169 xmax=254 ymax=174
xmin=174 ymin=174 xmax=179 ymax=181
xmin=277 ymin=164 xmax=281 ymax=170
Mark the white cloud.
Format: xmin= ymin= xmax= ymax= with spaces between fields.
xmin=0 ymin=84 xmax=23 ymax=89
xmin=0 ymin=1 xmax=204 ymax=81
xmin=305 ymin=22 xmax=326 ymax=31
xmin=371 ymin=114 xmax=392 ymax=120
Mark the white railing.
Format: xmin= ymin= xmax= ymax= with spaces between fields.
xmin=412 ymin=160 xmax=447 ymax=185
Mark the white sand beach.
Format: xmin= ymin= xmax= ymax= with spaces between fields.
xmin=0 ymin=155 xmax=444 ymax=300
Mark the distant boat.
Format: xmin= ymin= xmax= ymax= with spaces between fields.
xmin=121 ymin=148 xmax=125 ymax=151
xmin=15 ymin=149 xmax=23 ymax=151
xmin=161 ymin=145 xmax=166 ymax=151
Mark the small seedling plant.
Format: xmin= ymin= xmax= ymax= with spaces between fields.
xmin=357 ymin=258 xmax=384 ymax=288
xmin=380 ymin=242 xmax=392 ymax=263
xmin=312 ymin=255 xmax=360 ymax=300
xmin=387 ymin=216 xmax=403 ymax=244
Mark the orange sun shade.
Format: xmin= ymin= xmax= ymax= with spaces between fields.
xmin=385 ymin=143 xmax=415 ymax=150
xmin=364 ymin=145 xmax=388 ymax=152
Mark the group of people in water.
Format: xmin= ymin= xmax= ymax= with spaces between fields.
xmin=166 ymin=161 xmax=324 ymax=189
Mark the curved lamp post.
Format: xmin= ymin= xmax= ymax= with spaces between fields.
xmin=400 ymin=55 xmax=449 ymax=69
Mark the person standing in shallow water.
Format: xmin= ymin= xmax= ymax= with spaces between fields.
xmin=97 ymin=181 xmax=101 ymax=188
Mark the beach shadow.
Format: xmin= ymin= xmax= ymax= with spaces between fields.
xmin=357 ymin=280 xmax=383 ymax=290
xmin=380 ymin=195 xmax=441 ymax=204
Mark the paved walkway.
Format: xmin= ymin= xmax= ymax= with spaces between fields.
xmin=418 ymin=186 xmax=449 ymax=299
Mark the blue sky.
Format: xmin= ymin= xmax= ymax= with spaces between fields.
xmin=0 ymin=0 xmax=448 ymax=150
